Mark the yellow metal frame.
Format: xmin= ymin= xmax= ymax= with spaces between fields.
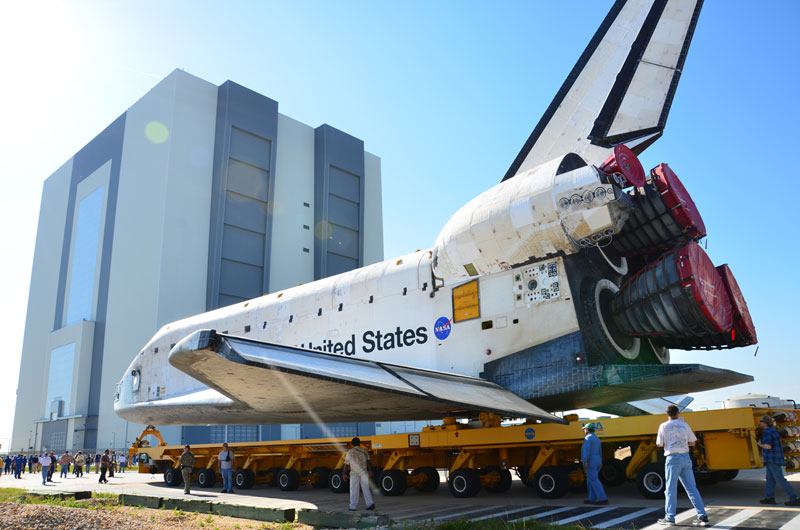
xmin=131 ymin=407 xmax=800 ymax=490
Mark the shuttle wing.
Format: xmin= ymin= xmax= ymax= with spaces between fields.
xmin=503 ymin=0 xmax=703 ymax=180
xmin=168 ymin=330 xmax=568 ymax=424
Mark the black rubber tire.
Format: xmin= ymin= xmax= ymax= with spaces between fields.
xmin=581 ymin=278 xmax=640 ymax=364
xmin=233 ymin=469 xmax=255 ymax=490
xmin=328 ymin=469 xmax=348 ymax=493
xmin=636 ymin=462 xmax=666 ymax=499
xmin=164 ymin=467 xmax=182 ymax=487
xmin=263 ymin=467 xmax=281 ymax=487
xmin=196 ymin=468 xmax=217 ymax=488
xmin=277 ymin=468 xmax=300 ymax=491
xmin=412 ymin=467 xmax=440 ymax=492
xmin=448 ymin=468 xmax=481 ymax=498
xmin=719 ymin=469 xmax=739 ymax=481
xmin=379 ymin=469 xmax=408 ymax=496
xmin=518 ymin=466 xmax=536 ymax=488
xmin=600 ymin=458 xmax=627 ymax=487
xmin=311 ymin=467 xmax=330 ymax=489
xmin=481 ymin=466 xmax=512 ymax=493
xmin=533 ymin=466 xmax=570 ymax=499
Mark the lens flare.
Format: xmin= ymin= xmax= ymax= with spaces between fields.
xmin=145 ymin=121 xmax=169 ymax=144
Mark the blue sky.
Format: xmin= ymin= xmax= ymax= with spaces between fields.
xmin=1 ymin=1 xmax=798 ymax=448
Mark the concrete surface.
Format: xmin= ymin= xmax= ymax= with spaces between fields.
xmin=3 ymin=467 xmax=800 ymax=528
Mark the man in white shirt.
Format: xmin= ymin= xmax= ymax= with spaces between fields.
xmin=39 ymin=454 xmax=51 ymax=486
xmin=656 ymin=405 xmax=709 ymax=527
xmin=343 ymin=437 xmax=374 ymax=511
xmin=218 ymin=443 xmax=235 ymax=493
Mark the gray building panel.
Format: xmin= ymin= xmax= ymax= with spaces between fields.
xmin=326 ymin=253 xmax=358 ymax=277
xmin=221 ymin=225 xmax=265 ymax=266
xmin=207 ymin=82 xmax=278 ymax=310
xmin=223 ymin=192 xmax=268 ymax=234
xmin=327 ymin=195 xmax=359 ymax=231
xmin=314 ymin=125 xmax=366 ymax=280
xmin=227 ymin=160 xmax=269 ymax=201
xmin=220 ymin=260 xmax=264 ymax=300
xmin=41 ymin=419 xmax=69 ymax=452
xmin=328 ymin=224 xmax=359 ymax=260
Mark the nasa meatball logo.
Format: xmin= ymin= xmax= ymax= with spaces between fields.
xmin=524 ymin=427 xmax=536 ymax=440
xmin=434 ymin=317 xmax=452 ymax=340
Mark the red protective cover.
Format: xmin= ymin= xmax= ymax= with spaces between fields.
xmin=675 ymin=242 xmax=733 ymax=333
xmin=715 ymin=264 xmax=757 ymax=345
xmin=651 ymin=163 xmax=706 ymax=239
xmin=599 ymin=144 xmax=646 ymax=187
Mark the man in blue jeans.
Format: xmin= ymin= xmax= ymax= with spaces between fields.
xmin=757 ymin=414 xmax=800 ymax=505
xmin=218 ymin=443 xmax=235 ymax=493
xmin=656 ymin=405 xmax=709 ymax=526
xmin=581 ymin=422 xmax=608 ymax=505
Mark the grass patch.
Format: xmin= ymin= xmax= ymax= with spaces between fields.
xmin=0 ymin=488 xmax=120 ymax=510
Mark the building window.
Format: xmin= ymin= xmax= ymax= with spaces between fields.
xmin=46 ymin=343 xmax=76 ymax=417
xmin=65 ymin=185 xmax=104 ymax=325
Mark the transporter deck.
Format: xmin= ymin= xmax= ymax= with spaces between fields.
xmin=132 ymin=407 xmax=800 ymax=501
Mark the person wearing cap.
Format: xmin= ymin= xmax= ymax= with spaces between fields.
xmin=757 ymin=415 xmax=800 ymax=505
xmin=179 ymin=445 xmax=196 ymax=494
xmin=218 ymin=442 xmax=235 ymax=493
xmin=343 ymin=437 xmax=375 ymax=511
xmin=656 ymin=405 xmax=709 ymax=527
xmin=581 ymin=422 xmax=608 ymax=505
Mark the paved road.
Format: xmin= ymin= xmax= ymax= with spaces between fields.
xmin=3 ymin=467 xmax=800 ymax=528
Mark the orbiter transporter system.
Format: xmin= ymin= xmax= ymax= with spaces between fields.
xmin=115 ymin=0 xmax=756 ymax=427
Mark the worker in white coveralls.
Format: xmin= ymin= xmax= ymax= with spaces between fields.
xmin=343 ymin=437 xmax=375 ymax=511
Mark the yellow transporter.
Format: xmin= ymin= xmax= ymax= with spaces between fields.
xmin=131 ymin=407 xmax=800 ymax=499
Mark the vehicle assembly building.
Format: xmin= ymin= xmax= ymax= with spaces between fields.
xmin=11 ymin=69 xmax=384 ymax=453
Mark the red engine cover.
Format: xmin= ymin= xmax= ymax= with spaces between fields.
xmin=675 ymin=242 xmax=733 ymax=333
xmin=651 ymin=163 xmax=706 ymax=240
xmin=716 ymin=264 xmax=757 ymax=346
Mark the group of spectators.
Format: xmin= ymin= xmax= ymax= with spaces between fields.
xmin=2 ymin=450 xmax=133 ymax=485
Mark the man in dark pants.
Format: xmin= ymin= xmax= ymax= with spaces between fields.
xmin=179 ymin=445 xmax=196 ymax=495
xmin=13 ymin=454 xmax=24 ymax=479
xmin=757 ymin=415 xmax=800 ymax=505
xmin=47 ymin=453 xmax=56 ymax=481
xmin=99 ymin=450 xmax=110 ymax=484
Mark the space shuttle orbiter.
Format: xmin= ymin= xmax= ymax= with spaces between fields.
xmin=115 ymin=0 xmax=756 ymax=427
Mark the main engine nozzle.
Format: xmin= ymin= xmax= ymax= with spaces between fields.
xmin=610 ymin=163 xmax=706 ymax=257
xmin=611 ymin=241 xmax=756 ymax=350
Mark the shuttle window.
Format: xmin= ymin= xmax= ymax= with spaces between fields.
xmin=131 ymin=369 xmax=140 ymax=392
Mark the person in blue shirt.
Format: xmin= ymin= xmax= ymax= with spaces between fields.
xmin=13 ymin=454 xmax=25 ymax=479
xmin=581 ymin=422 xmax=608 ymax=505
xmin=3 ymin=456 xmax=11 ymax=475
xmin=757 ymin=415 xmax=800 ymax=505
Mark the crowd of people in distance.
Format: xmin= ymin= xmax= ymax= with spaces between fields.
xmin=1 ymin=450 xmax=136 ymax=485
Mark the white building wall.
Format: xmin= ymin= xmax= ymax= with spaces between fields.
xmin=98 ymin=70 xmax=218 ymax=448
xmin=269 ymin=114 xmax=316 ymax=292
xmin=11 ymin=160 xmax=73 ymax=453
xmin=363 ymin=152 xmax=384 ymax=265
